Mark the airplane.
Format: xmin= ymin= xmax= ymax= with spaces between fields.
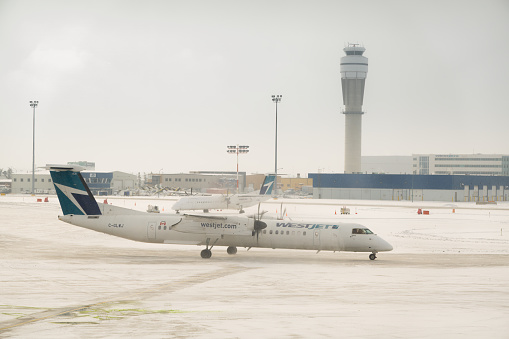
xmin=46 ymin=164 xmax=393 ymax=260
xmin=172 ymin=175 xmax=276 ymax=213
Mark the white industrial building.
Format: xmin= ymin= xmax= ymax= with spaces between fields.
xmin=149 ymin=171 xmax=246 ymax=193
xmin=413 ymin=154 xmax=509 ymax=176
xmin=11 ymin=173 xmax=55 ymax=194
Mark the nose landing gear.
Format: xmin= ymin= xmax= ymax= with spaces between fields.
xmin=369 ymin=253 xmax=377 ymax=260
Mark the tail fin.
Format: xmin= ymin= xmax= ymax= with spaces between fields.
xmin=259 ymin=175 xmax=275 ymax=195
xmin=46 ymin=164 xmax=101 ymax=215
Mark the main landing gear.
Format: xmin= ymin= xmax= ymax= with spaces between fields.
xmin=200 ymin=249 xmax=212 ymax=259
xmin=369 ymin=253 xmax=377 ymax=261
xmin=200 ymin=238 xmax=238 ymax=259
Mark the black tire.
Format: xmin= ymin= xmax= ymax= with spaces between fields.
xmin=201 ymin=249 xmax=212 ymax=259
xmin=227 ymin=246 xmax=237 ymax=255
xmin=369 ymin=253 xmax=377 ymax=260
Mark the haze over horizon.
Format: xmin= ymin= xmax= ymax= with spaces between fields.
xmin=1 ymin=0 xmax=508 ymax=176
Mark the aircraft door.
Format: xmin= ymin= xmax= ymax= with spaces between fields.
xmin=320 ymin=230 xmax=340 ymax=251
xmin=147 ymin=222 xmax=156 ymax=240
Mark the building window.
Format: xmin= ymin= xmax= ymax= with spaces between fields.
xmin=41 ymin=179 xmax=44 ymax=182
xmin=13 ymin=178 xmax=17 ymax=182
xmin=21 ymin=178 xmax=24 ymax=182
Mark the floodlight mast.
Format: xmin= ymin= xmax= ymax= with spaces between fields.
xmin=271 ymin=94 xmax=282 ymax=195
xmin=29 ymin=100 xmax=39 ymax=195
xmin=227 ymin=145 xmax=250 ymax=193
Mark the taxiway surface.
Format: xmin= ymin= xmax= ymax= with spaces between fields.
xmin=1 ymin=196 xmax=508 ymax=338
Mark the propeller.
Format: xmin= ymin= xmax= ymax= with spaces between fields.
xmin=277 ymin=202 xmax=287 ymax=220
xmin=252 ymin=203 xmax=267 ymax=243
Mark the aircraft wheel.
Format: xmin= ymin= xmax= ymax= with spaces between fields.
xmin=369 ymin=253 xmax=377 ymax=261
xmin=201 ymin=249 xmax=212 ymax=259
xmin=227 ymin=246 xmax=237 ymax=255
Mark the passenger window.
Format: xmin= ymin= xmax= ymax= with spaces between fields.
xmin=270 ymin=230 xmax=273 ymax=234
xmin=286 ymin=231 xmax=289 ymax=235
xmin=275 ymin=230 xmax=278 ymax=234
xmin=158 ymin=226 xmax=161 ymax=230
xmin=164 ymin=226 xmax=167 ymax=230
xmin=303 ymin=231 xmax=306 ymax=236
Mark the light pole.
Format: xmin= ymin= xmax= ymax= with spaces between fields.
xmin=271 ymin=94 xmax=282 ymax=196
xmin=227 ymin=145 xmax=249 ymax=193
xmin=29 ymin=100 xmax=38 ymax=195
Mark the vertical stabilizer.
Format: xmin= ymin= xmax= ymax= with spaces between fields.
xmin=260 ymin=175 xmax=276 ymax=195
xmin=46 ymin=164 xmax=102 ymax=215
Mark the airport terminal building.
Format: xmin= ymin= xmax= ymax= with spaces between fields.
xmin=309 ymin=173 xmax=509 ymax=202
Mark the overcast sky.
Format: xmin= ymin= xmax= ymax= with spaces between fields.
xmin=1 ymin=0 xmax=508 ymax=176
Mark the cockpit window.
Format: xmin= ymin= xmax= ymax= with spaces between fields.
xmin=352 ymin=228 xmax=374 ymax=234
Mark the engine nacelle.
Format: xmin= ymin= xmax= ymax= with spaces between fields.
xmin=172 ymin=215 xmax=257 ymax=236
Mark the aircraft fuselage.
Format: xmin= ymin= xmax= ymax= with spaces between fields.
xmin=59 ymin=210 xmax=393 ymax=254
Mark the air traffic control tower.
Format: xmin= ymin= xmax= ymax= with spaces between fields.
xmin=341 ymin=44 xmax=368 ymax=173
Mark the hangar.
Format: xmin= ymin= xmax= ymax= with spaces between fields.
xmin=308 ymin=173 xmax=509 ymax=202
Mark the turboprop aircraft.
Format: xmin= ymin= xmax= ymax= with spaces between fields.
xmin=172 ymin=175 xmax=275 ymax=213
xmin=47 ymin=165 xmax=392 ymax=260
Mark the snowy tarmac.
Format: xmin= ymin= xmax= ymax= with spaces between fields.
xmin=1 ymin=195 xmax=508 ymax=338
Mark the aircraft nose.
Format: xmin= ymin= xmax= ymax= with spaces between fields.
xmin=378 ymin=237 xmax=393 ymax=252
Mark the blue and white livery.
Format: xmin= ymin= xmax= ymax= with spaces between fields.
xmin=47 ymin=165 xmax=392 ymax=260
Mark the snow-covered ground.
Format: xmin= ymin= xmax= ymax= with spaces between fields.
xmin=1 ymin=195 xmax=508 ymax=338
